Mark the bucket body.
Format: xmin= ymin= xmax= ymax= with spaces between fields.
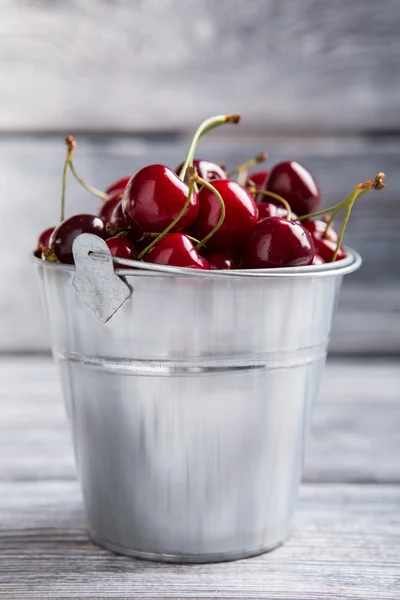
xmin=35 ymin=242 xmax=361 ymax=563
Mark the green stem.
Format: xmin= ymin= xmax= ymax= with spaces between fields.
xmin=255 ymin=190 xmax=292 ymax=221
xmin=186 ymin=235 xmax=201 ymax=245
xmin=227 ymin=152 xmax=268 ymax=177
xmin=322 ymin=209 xmax=339 ymax=239
xmin=69 ymin=160 xmax=108 ymax=201
xmin=137 ymin=171 xmax=196 ymax=259
xmin=60 ymin=135 xmax=76 ymax=222
xmin=195 ymin=178 xmax=226 ymax=251
xmin=237 ymin=168 xmax=248 ymax=187
xmin=296 ymin=200 xmax=348 ymax=222
xmin=179 ymin=113 xmax=241 ymax=181
xmin=331 ymin=189 xmax=369 ymax=261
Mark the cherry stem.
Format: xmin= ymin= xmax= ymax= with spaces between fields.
xmin=237 ymin=168 xmax=248 ymax=187
xmin=296 ymin=173 xmax=385 ymax=223
xmin=253 ymin=189 xmax=292 ymax=221
xmin=186 ymin=235 xmax=201 ymax=245
xmin=69 ymin=160 xmax=108 ymax=201
xmin=61 ymin=135 xmax=76 ymax=222
xmin=322 ymin=213 xmax=337 ymax=239
xmin=137 ymin=167 xmax=197 ymax=259
xmin=195 ymin=177 xmax=226 ymax=251
xmin=331 ymin=173 xmax=385 ymax=261
xmin=178 ymin=114 xmax=241 ymax=181
xmin=227 ymin=152 xmax=268 ymax=177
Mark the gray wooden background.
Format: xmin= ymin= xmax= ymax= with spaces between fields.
xmin=0 ymin=0 xmax=399 ymax=353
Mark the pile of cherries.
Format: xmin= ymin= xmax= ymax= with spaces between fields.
xmin=35 ymin=114 xmax=385 ymax=271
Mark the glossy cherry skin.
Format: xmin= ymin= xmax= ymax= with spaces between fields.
xmin=106 ymin=236 xmax=136 ymax=266
xmin=207 ymin=252 xmax=238 ymax=270
xmin=175 ymin=159 xmax=227 ymax=183
xmin=242 ymin=217 xmax=315 ymax=269
xmin=312 ymin=254 xmax=325 ymax=265
xmin=122 ymin=164 xmax=199 ymax=233
xmin=302 ymin=219 xmax=338 ymax=243
xmin=35 ymin=226 xmax=56 ymax=254
xmin=265 ymin=161 xmax=320 ymax=216
xmin=98 ymin=189 xmax=123 ymax=223
xmin=257 ymin=202 xmax=278 ymax=220
xmin=104 ymin=176 xmax=131 ymax=196
xmin=144 ymin=234 xmax=211 ymax=270
xmin=315 ymin=238 xmax=346 ymax=262
xmin=257 ymin=202 xmax=297 ymax=221
xmin=49 ymin=214 xmax=107 ymax=264
xmin=191 ymin=180 xmax=259 ymax=252
xmin=247 ymin=170 xmax=269 ymax=191
xmin=110 ymin=199 xmax=131 ymax=230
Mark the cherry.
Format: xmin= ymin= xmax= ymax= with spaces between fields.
xmin=122 ymin=165 xmax=199 ymax=233
xmin=264 ymin=161 xmax=320 ymax=216
xmin=257 ymin=202 xmax=297 ymax=221
xmin=207 ymin=252 xmax=238 ymax=270
xmin=98 ymin=189 xmax=123 ymax=223
xmin=191 ymin=180 xmax=258 ymax=252
xmin=247 ymin=170 xmax=269 ymax=191
xmin=35 ymin=226 xmax=56 ymax=256
xmin=109 ymin=199 xmax=131 ymax=230
xmin=302 ymin=219 xmax=338 ymax=243
xmin=144 ymin=233 xmax=211 ymax=270
xmin=257 ymin=202 xmax=278 ymax=220
xmin=175 ymin=159 xmax=227 ymax=183
xmin=312 ymin=254 xmax=325 ymax=265
xmin=315 ymin=238 xmax=346 ymax=262
xmin=106 ymin=236 xmax=136 ymax=265
xmin=49 ymin=214 xmax=107 ymax=264
xmin=105 ymin=176 xmax=131 ymax=196
xmin=242 ymin=217 xmax=315 ymax=268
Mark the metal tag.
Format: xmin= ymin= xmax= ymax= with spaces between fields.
xmin=72 ymin=233 xmax=132 ymax=323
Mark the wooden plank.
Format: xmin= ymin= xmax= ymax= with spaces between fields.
xmin=1 ymin=1 xmax=400 ymax=133
xmin=0 ymin=134 xmax=399 ymax=353
xmin=0 ymin=358 xmax=399 ymax=483
xmin=0 ymin=480 xmax=399 ymax=599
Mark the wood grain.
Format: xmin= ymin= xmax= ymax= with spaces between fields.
xmin=1 ymin=358 xmax=399 ymax=484
xmin=1 ymin=134 xmax=399 ymax=353
xmin=1 ymin=357 xmax=399 ymax=598
xmin=1 ymin=1 xmax=400 ymax=133
xmin=0 ymin=480 xmax=399 ymax=599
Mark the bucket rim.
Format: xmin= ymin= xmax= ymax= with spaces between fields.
xmin=32 ymin=246 xmax=362 ymax=279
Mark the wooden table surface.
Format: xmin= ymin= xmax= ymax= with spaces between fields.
xmin=1 ymin=357 xmax=399 ymax=599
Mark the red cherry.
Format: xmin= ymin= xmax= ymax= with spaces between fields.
xmin=107 ymin=199 xmax=143 ymax=243
xmin=242 ymin=217 xmax=315 ymax=268
xmin=315 ymin=238 xmax=346 ymax=262
xmin=97 ymin=189 xmax=123 ymax=223
xmin=248 ymin=170 xmax=268 ymax=191
xmin=104 ymin=176 xmax=131 ymax=196
xmin=35 ymin=226 xmax=56 ymax=255
xmin=144 ymin=234 xmax=211 ymax=270
xmin=257 ymin=202 xmax=297 ymax=221
xmin=191 ymin=180 xmax=259 ymax=252
xmin=265 ymin=161 xmax=320 ymax=216
xmin=49 ymin=214 xmax=107 ymax=264
xmin=257 ymin=202 xmax=279 ymax=220
xmin=109 ymin=199 xmax=131 ymax=230
xmin=207 ymin=252 xmax=238 ymax=270
xmin=106 ymin=236 xmax=136 ymax=266
xmin=302 ymin=219 xmax=338 ymax=243
xmin=312 ymin=254 xmax=325 ymax=265
xmin=175 ymin=159 xmax=227 ymax=183
xmin=122 ymin=165 xmax=199 ymax=233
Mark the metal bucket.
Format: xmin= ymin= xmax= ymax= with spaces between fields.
xmin=34 ymin=233 xmax=361 ymax=563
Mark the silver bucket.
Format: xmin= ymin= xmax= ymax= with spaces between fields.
xmin=34 ymin=233 xmax=361 ymax=563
